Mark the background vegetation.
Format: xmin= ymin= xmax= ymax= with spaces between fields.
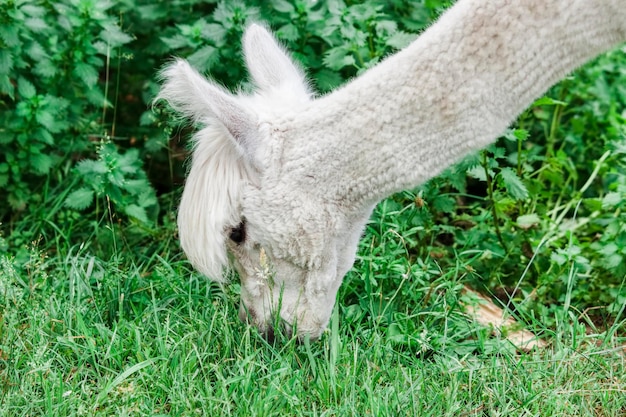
xmin=1 ymin=0 xmax=625 ymax=415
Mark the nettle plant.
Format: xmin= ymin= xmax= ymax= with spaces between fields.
xmin=66 ymin=142 xmax=157 ymax=224
xmin=0 ymin=0 xmax=154 ymax=222
xmin=154 ymin=0 xmax=447 ymax=93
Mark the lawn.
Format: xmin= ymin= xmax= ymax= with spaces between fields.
xmin=1 ymin=200 xmax=625 ymax=415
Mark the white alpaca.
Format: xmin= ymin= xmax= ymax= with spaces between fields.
xmin=158 ymin=0 xmax=626 ymax=339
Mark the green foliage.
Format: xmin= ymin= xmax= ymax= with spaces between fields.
xmin=144 ymin=0 xmax=449 ymax=93
xmin=0 ymin=0 xmax=132 ymax=214
xmin=66 ymin=142 xmax=158 ymax=224
xmin=1 ymin=0 xmax=459 ymax=232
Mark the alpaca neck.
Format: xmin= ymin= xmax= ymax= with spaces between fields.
xmin=279 ymin=0 xmax=625 ymax=208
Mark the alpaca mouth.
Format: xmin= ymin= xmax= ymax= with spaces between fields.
xmin=238 ymin=296 xmax=327 ymax=342
xmin=238 ymin=303 xmax=274 ymax=341
xmin=238 ymin=302 xmax=284 ymax=341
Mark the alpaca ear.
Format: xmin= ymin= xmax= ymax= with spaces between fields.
xmin=157 ymin=59 xmax=257 ymax=159
xmin=243 ymin=24 xmax=312 ymax=101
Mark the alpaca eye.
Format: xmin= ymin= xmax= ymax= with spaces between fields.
xmin=229 ymin=221 xmax=246 ymax=244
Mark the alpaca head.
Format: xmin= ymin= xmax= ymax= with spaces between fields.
xmin=157 ymin=25 xmax=369 ymax=340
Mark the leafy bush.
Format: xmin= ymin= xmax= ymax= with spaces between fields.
xmin=0 ymin=0 xmax=133 ymax=214
xmin=1 ymin=0 xmax=451 ymax=222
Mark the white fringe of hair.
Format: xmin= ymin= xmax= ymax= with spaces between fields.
xmin=156 ymin=60 xmax=253 ymax=282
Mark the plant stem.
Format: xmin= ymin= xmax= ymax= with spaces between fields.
xmin=482 ymin=151 xmax=509 ymax=254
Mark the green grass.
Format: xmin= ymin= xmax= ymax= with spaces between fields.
xmin=1 ymin=219 xmax=624 ymax=416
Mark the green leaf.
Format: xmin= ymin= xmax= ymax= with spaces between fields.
xmin=100 ymin=24 xmax=133 ymax=47
xmin=466 ymin=165 xmax=487 ymax=182
xmin=0 ymin=50 xmax=14 ymax=75
xmin=144 ymin=136 xmax=166 ymax=153
xmin=0 ymin=162 xmax=7 ymax=186
xmin=107 ymin=170 xmax=126 ymax=188
xmin=187 ymin=45 xmax=219 ymax=73
xmin=0 ymin=130 xmax=15 ymax=145
xmin=200 ymin=23 xmax=226 ymax=44
xmin=74 ymin=62 xmax=99 ymax=88
xmin=17 ymin=77 xmax=36 ymax=99
xmin=0 ymin=75 xmax=14 ymax=99
xmin=118 ymin=149 xmax=141 ymax=173
xmin=65 ymin=188 xmax=95 ymax=210
xmin=323 ymin=46 xmax=355 ymax=71
xmin=30 ymin=152 xmax=53 ymax=175
xmin=45 ymin=95 xmax=70 ymax=113
xmin=138 ymin=189 xmax=158 ymax=207
xmin=137 ymin=4 xmax=168 ymax=21
xmin=24 ymin=17 xmax=48 ymax=32
xmin=277 ymin=23 xmax=299 ymax=42
xmin=432 ymin=195 xmax=456 ymax=214
xmin=516 ymin=213 xmax=540 ymax=230
xmin=85 ymin=87 xmax=110 ymax=108
xmin=125 ymin=204 xmax=149 ymax=223
xmin=76 ymin=159 xmax=108 ymax=175
xmin=8 ymin=190 xmax=27 ymax=211
xmin=314 ymin=69 xmax=343 ymax=92
xmin=327 ymin=0 xmax=347 ymax=15
xmin=583 ymin=198 xmax=602 ymax=212
xmin=375 ymin=20 xmax=398 ymax=36
xmin=34 ymin=128 xmax=54 ymax=145
xmin=499 ymin=167 xmax=528 ymax=200
xmin=34 ymin=59 xmax=57 ymax=79
xmin=35 ymin=110 xmax=57 ymax=132
xmin=139 ymin=111 xmax=156 ymax=126
xmin=161 ymin=34 xmax=192 ymax=50
xmin=602 ymin=192 xmax=621 ymax=208
xmin=123 ymin=179 xmax=151 ymax=195
xmin=212 ymin=1 xmax=260 ymax=28
xmin=598 ymin=242 xmax=618 ymax=257
xmin=550 ymin=251 xmax=567 ymax=266
xmin=26 ymin=41 xmax=47 ymax=61
xmin=491 ymin=146 xmax=506 ymax=160
xmin=532 ymin=96 xmax=567 ymax=107
xmin=513 ymin=128 xmax=529 ymax=141
xmin=605 ymin=253 xmax=623 ymax=270
xmin=386 ymin=31 xmax=417 ymax=50
xmin=386 ymin=323 xmax=406 ymax=344
xmin=271 ymin=0 xmax=295 ymax=13
xmin=340 ymin=26 xmax=367 ymax=46
xmin=21 ymin=4 xmax=46 ymax=17
xmin=0 ymin=25 xmax=20 ymax=48
xmin=503 ymin=128 xmax=529 ymax=142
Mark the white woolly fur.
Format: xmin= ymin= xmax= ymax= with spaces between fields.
xmin=157 ymin=0 xmax=626 ymax=339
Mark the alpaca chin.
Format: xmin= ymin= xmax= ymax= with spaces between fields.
xmin=231 ymin=243 xmax=342 ymax=341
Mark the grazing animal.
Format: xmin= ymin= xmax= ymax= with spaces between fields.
xmin=157 ymin=0 xmax=626 ymax=340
